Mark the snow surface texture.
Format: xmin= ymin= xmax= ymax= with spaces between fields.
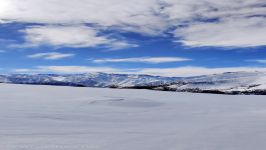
xmin=1 ymin=84 xmax=266 ymax=150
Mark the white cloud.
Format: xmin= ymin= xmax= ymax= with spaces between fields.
xmin=13 ymin=66 xmax=266 ymax=77
xmin=14 ymin=69 xmax=33 ymax=73
xmin=0 ymin=50 xmax=5 ymax=53
xmin=253 ymin=59 xmax=266 ymax=64
xmin=0 ymin=0 xmax=166 ymax=35
xmin=164 ymin=0 xmax=266 ymax=47
xmin=14 ymin=66 xmax=119 ymax=74
xmin=1 ymin=0 xmax=266 ymax=48
xmin=175 ymin=17 xmax=266 ymax=47
xmin=93 ymin=57 xmax=191 ymax=64
xmin=27 ymin=52 xmax=75 ymax=60
xmin=19 ymin=25 xmax=136 ymax=49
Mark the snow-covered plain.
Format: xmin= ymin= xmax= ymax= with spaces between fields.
xmin=1 ymin=84 xmax=266 ymax=150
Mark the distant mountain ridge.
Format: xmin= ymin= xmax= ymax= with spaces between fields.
xmin=1 ymin=72 xmax=266 ymax=95
xmin=152 ymin=72 xmax=266 ymax=95
xmin=0 ymin=73 xmax=179 ymax=87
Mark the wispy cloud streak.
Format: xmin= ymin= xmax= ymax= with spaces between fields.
xmin=92 ymin=57 xmax=191 ymax=64
xmin=27 ymin=52 xmax=75 ymax=60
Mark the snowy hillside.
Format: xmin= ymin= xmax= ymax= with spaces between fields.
xmin=1 ymin=71 xmax=266 ymax=94
xmin=1 ymin=84 xmax=266 ymax=150
xmin=2 ymin=73 xmax=179 ymax=87
xmin=158 ymin=72 xmax=266 ymax=94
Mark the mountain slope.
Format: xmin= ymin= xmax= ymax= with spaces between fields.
xmin=1 ymin=72 xmax=266 ymax=95
xmin=155 ymin=72 xmax=266 ymax=94
xmin=2 ymin=73 xmax=179 ymax=88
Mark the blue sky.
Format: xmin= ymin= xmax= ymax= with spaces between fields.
xmin=1 ymin=0 xmax=266 ymax=76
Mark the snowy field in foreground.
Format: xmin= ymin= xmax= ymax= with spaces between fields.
xmin=1 ymin=84 xmax=266 ymax=150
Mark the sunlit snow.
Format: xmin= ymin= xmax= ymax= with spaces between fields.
xmin=1 ymin=84 xmax=266 ymax=150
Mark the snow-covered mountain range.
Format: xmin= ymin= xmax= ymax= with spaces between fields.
xmin=0 ymin=73 xmax=179 ymax=87
xmin=155 ymin=72 xmax=266 ymax=94
xmin=1 ymin=72 xmax=266 ymax=95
